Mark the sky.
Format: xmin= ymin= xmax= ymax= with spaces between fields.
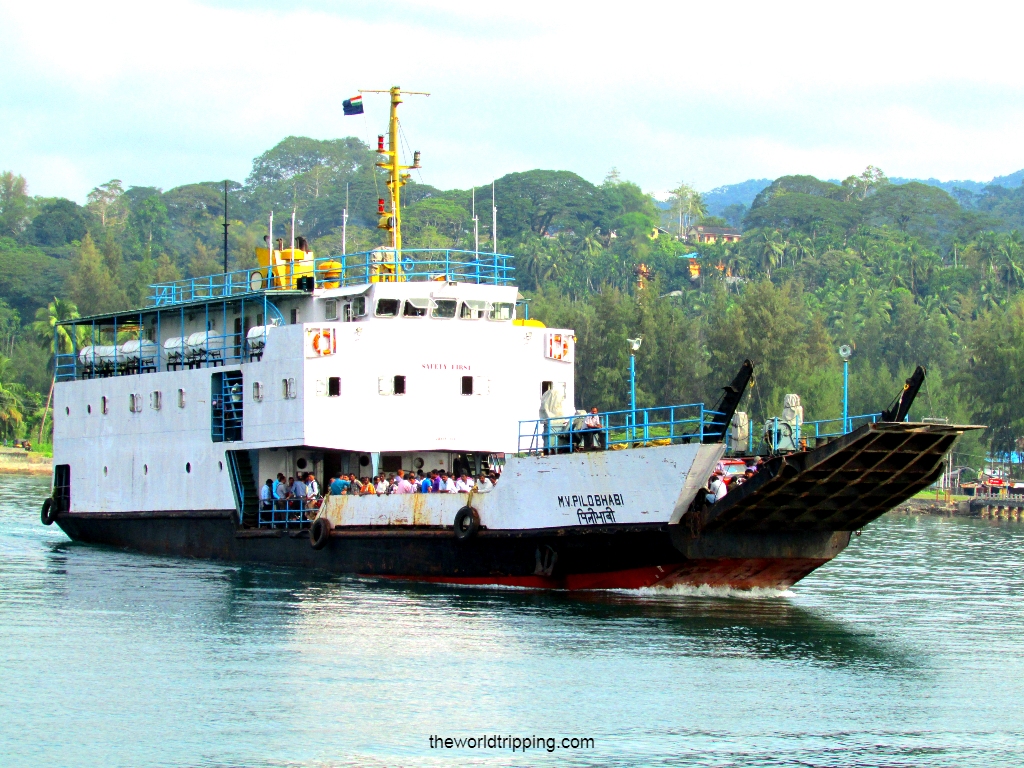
xmin=2 ymin=0 xmax=1024 ymax=203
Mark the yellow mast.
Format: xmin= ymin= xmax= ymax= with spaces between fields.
xmin=361 ymin=86 xmax=428 ymax=259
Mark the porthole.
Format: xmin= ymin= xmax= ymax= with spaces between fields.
xmin=186 ymin=462 xmax=191 ymax=473
xmin=359 ymin=455 xmax=370 ymax=467
xmin=296 ymin=458 xmax=308 ymax=470
xmin=87 ymin=404 xmax=92 ymax=414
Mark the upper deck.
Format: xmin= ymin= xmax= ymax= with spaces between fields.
xmin=147 ymin=248 xmax=514 ymax=308
xmin=53 ymin=248 xmax=523 ymax=383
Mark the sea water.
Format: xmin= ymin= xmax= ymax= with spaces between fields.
xmin=1 ymin=475 xmax=1022 ymax=767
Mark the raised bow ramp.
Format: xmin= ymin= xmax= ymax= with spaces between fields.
xmin=684 ymin=421 xmax=981 ymax=535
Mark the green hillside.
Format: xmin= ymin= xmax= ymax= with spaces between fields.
xmin=2 ymin=144 xmax=1023 ymax=472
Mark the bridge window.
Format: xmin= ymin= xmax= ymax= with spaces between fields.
xmin=376 ymin=299 xmax=400 ymax=317
xmin=460 ymin=300 xmax=489 ymax=319
xmin=461 ymin=376 xmax=473 ymax=395
xmin=325 ymin=298 xmax=338 ymax=321
xmin=403 ymin=298 xmax=429 ymax=317
xmin=328 ymin=377 xmax=341 ymax=397
xmin=394 ymin=375 xmax=406 ymax=395
xmin=431 ymin=299 xmax=457 ymax=318
xmin=490 ymin=302 xmax=514 ymax=321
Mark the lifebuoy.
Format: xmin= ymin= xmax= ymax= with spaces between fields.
xmin=41 ymin=497 xmax=57 ymax=526
xmin=453 ymin=506 xmax=480 ymax=541
xmin=309 ymin=517 xmax=332 ymax=550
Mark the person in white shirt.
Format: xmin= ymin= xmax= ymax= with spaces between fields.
xmin=454 ymin=474 xmax=473 ymax=493
xmin=305 ymin=472 xmax=319 ymax=498
xmin=439 ymin=471 xmax=457 ymax=493
xmin=259 ymin=479 xmax=273 ymax=509
xmin=375 ymin=475 xmax=388 ymax=495
xmin=706 ymin=473 xmax=723 ymax=505
xmin=476 ymin=474 xmax=494 ymax=493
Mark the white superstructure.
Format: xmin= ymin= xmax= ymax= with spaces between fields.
xmin=53 ymin=273 xmax=584 ymax=517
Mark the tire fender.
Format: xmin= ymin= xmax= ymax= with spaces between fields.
xmin=309 ymin=516 xmax=332 ymax=550
xmin=453 ymin=506 xmax=480 ymax=541
xmin=41 ymin=497 xmax=57 ymax=526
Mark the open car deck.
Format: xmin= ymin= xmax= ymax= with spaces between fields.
xmin=684 ymin=421 xmax=983 ymax=534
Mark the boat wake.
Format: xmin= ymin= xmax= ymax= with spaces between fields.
xmin=624 ymin=583 xmax=795 ymax=599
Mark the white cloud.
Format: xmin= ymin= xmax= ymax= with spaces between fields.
xmin=1 ymin=0 xmax=1022 ymax=201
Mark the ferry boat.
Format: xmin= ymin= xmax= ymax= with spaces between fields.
xmin=42 ymin=87 xmax=981 ymax=590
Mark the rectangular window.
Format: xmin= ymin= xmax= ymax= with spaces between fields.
xmin=150 ymin=391 xmax=161 ymax=410
xmin=325 ymin=298 xmax=338 ymax=321
xmin=542 ymin=381 xmax=552 ymax=395
xmin=283 ymin=378 xmax=296 ymax=399
xmin=129 ymin=393 xmax=141 ymax=413
xmin=490 ymin=302 xmax=514 ymax=321
xmin=375 ymin=298 xmax=400 ymax=317
xmin=290 ymin=308 xmax=298 ymax=325
xmin=393 ymin=375 xmax=406 ymax=395
xmin=352 ymin=296 xmax=366 ymax=317
xmin=342 ymin=303 xmax=352 ymax=322
xmin=460 ymin=300 xmax=490 ymax=319
xmin=101 ymin=396 xmax=108 ymax=415
xmin=431 ymin=299 xmax=457 ymax=319
xmin=252 ymin=381 xmax=263 ymax=401
xmin=381 ymin=455 xmax=402 ymax=473
xmin=403 ymin=298 xmax=429 ymax=317
xmin=177 ymin=388 xmax=186 ymax=408
xmin=328 ymin=377 xmax=340 ymax=397
xmin=378 ymin=376 xmax=393 ymax=395
xmin=461 ymin=376 xmax=473 ymax=396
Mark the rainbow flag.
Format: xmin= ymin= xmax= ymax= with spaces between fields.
xmin=343 ymin=95 xmax=363 ymax=115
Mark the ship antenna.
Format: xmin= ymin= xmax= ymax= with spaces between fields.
xmin=343 ymin=182 xmax=349 ymax=256
xmin=223 ymin=180 xmax=229 ymax=274
xmin=472 ymin=187 xmax=479 ymax=254
xmin=360 ymin=86 xmax=429 ymax=261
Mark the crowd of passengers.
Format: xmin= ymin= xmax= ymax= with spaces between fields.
xmin=259 ymin=468 xmax=500 ymax=511
xmin=704 ymin=458 xmax=765 ymax=505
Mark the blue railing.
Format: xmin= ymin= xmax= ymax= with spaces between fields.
xmin=258 ymin=498 xmax=318 ymax=529
xmin=148 ymin=249 xmax=515 ymax=308
xmin=518 ymin=403 xmax=726 ymax=455
xmin=54 ymin=299 xmax=285 ymax=382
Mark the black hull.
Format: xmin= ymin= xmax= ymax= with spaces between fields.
xmin=55 ymin=510 xmax=850 ymax=590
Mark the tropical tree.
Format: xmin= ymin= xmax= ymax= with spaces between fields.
xmin=32 ymin=297 xmax=81 ymax=443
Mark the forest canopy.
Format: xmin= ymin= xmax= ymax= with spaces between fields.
xmin=2 ymin=143 xmax=1024 ymax=474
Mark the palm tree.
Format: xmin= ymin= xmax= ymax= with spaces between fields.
xmin=997 ymin=231 xmax=1024 ymax=299
xmin=752 ymin=229 xmax=785 ymax=279
xmin=31 ymin=297 xmax=80 ymax=443
xmin=0 ymin=356 xmax=24 ymax=440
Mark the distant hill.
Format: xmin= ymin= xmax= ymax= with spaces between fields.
xmin=702 ymin=170 xmax=1024 ymax=215
xmin=703 ymin=179 xmax=772 ymax=217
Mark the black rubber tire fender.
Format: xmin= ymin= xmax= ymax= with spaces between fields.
xmin=41 ymin=497 xmax=56 ymax=526
xmin=309 ymin=516 xmax=332 ymax=550
xmin=453 ymin=506 xmax=480 ymax=541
